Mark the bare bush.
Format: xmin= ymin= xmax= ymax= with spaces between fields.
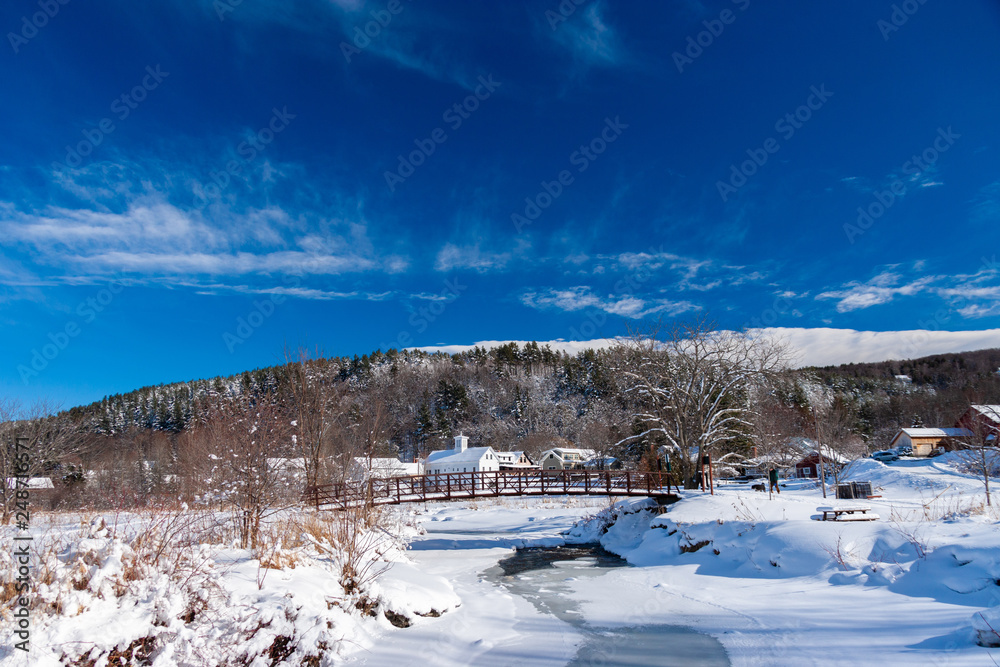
xmin=202 ymin=392 xmax=294 ymax=549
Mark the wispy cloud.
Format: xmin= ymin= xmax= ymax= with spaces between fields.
xmin=0 ymin=165 xmax=410 ymax=298
xmin=549 ymin=2 xmax=625 ymax=68
xmin=178 ymin=280 xmax=392 ymax=301
xmin=815 ymin=260 xmax=1000 ymax=318
xmin=816 ymin=271 xmax=935 ymax=312
xmin=521 ymin=285 xmax=697 ymax=318
xmin=970 ymin=180 xmax=1000 ymax=226
xmin=434 ymin=243 xmax=511 ymax=273
xmin=204 ymin=0 xmax=481 ymax=90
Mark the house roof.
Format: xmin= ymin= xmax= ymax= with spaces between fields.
xmin=898 ymin=427 xmax=973 ymax=438
xmin=541 ymin=447 xmax=596 ymax=459
xmin=969 ymin=405 xmax=1000 ymax=423
xmin=795 ymin=447 xmax=851 ymax=465
xmin=426 ymin=446 xmax=496 ymax=465
xmin=352 ymin=458 xmax=419 ymax=476
xmin=6 ymin=477 xmax=54 ymax=489
xmin=495 ymin=450 xmax=531 ymax=462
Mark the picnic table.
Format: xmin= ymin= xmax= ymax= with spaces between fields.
xmin=815 ymin=505 xmax=879 ymax=521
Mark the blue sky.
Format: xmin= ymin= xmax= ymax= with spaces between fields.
xmin=2 ymin=0 xmax=999 ymax=409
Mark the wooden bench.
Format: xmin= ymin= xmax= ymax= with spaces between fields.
xmin=815 ymin=505 xmax=879 ymax=522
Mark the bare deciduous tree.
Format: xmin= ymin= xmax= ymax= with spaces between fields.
xmin=955 ymin=416 xmax=999 ymax=507
xmin=1 ymin=399 xmax=83 ymax=522
xmin=285 ymin=346 xmax=347 ymax=489
xmin=614 ymin=319 xmax=789 ymax=489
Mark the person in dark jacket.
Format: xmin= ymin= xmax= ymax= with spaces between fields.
xmin=768 ymin=467 xmax=780 ymax=494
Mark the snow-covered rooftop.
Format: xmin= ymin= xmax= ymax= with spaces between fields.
xmin=351 ymin=458 xmax=419 ymax=477
xmin=541 ymin=447 xmax=596 ymax=459
xmin=900 ymin=427 xmax=973 ymax=438
xmin=426 ymin=446 xmax=495 ymax=464
xmin=969 ymin=404 xmax=1000 ymax=423
xmin=5 ymin=477 xmax=54 ymax=489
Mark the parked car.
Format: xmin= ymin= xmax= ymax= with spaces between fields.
xmin=895 ymin=444 xmax=912 ymax=456
xmin=871 ymin=450 xmax=899 ymax=462
xmin=733 ymin=473 xmax=765 ymax=482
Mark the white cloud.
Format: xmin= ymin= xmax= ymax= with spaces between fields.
xmin=1 ymin=178 xmax=406 ymax=283
xmin=415 ymin=327 xmax=1000 ymax=369
xmin=763 ymin=327 xmax=1000 ymax=367
xmin=816 ymin=271 xmax=935 ymax=312
xmin=434 ymin=243 xmax=510 ymax=273
xmin=520 ymin=286 xmax=697 ymax=319
xmin=180 ymin=281 xmax=390 ymax=301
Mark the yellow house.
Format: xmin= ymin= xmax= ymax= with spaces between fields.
xmin=888 ymin=427 xmax=972 ymax=457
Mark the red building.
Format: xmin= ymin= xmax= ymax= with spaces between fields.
xmin=954 ymin=405 xmax=1000 ymax=441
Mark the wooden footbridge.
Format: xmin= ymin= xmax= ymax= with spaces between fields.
xmin=305 ymin=469 xmax=679 ymax=510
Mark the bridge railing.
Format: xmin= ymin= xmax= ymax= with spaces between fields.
xmin=304 ymin=469 xmax=676 ymax=509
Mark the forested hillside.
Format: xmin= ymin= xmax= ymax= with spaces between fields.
xmin=5 ymin=338 xmax=999 ymax=511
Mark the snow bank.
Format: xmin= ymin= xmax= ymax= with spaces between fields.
xmin=373 ymin=562 xmax=461 ymax=622
xmin=555 ymin=457 xmax=1000 ymax=661
xmin=972 ymin=606 xmax=1000 ymax=647
xmin=0 ymin=509 xmax=459 ymax=666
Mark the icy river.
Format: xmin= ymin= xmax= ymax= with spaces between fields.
xmin=347 ymin=501 xmax=730 ymax=666
xmin=485 ymin=544 xmax=730 ymax=666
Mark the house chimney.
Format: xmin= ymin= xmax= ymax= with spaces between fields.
xmin=454 ymin=434 xmax=468 ymax=452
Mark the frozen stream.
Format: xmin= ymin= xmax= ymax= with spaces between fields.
xmin=483 ymin=544 xmax=731 ymax=667
xmin=349 ymin=503 xmax=733 ymax=666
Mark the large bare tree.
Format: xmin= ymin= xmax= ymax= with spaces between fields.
xmin=285 ymin=347 xmax=347 ymax=489
xmin=614 ymin=320 xmax=789 ymax=489
xmin=1 ymin=399 xmax=83 ymax=522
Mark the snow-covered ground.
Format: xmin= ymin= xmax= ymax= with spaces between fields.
xmin=4 ymin=455 xmax=999 ymax=665
xmin=352 ymin=455 xmax=1000 ymax=666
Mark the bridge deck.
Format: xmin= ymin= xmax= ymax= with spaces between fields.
xmin=305 ymin=469 xmax=677 ymax=509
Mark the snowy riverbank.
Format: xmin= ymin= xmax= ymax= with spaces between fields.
xmin=5 ymin=454 xmax=999 ymax=665
xmin=358 ymin=455 xmax=1000 ymax=665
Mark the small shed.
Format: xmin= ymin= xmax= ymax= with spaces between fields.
xmin=794 ymin=449 xmax=848 ymax=479
xmin=5 ymin=477 xmax=56 ymax=505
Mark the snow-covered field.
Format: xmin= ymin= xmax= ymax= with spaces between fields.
xmin=4 ymin=455 xmax=999 ymax=665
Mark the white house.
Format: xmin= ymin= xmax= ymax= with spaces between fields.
xmin=495 ymin=451 xmax=536 ymax=470
xmin=538 ymin=447 xmax=596 ymax=470
xmin=348 ymin=457 xmax=421 ymax=482
xmin=425 ymin=435 xmax=500 ymax=476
